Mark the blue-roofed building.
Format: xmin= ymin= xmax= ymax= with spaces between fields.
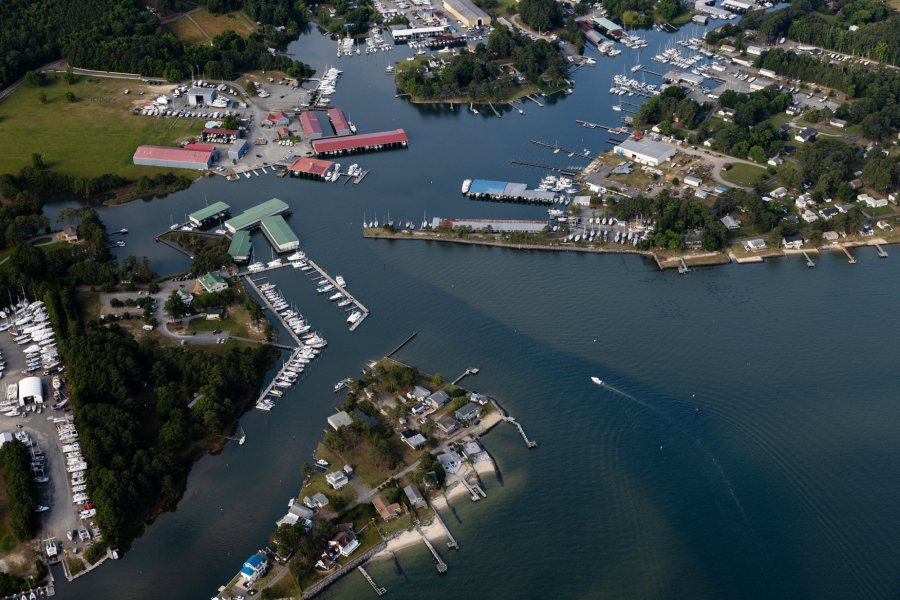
xmin=714 ymin=186 xmax=728 ymax=194
xmin=468 ymin=180 xmax=510 ymax=195
xmin=240 ymin=554 xmax=268 ymax=582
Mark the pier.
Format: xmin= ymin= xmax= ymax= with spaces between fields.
xmin=507 ymin=102 xmax=525 ymax=115
xmin=242 ymin=274 xmax=303 ymax=347
xmin=451 ymin=367 xmax=478 ymax=385
xmin=678 ymin=257 xmax=690 ymax=274
xmin=875 ymin=243 xmax=889 ymax=257
xmin=489 ymin=398 xmax=537 ymax=448
xmin=523 ymin=94 xmax=544 ymax=107
xmin=357 ymin=566 xmax=386 ymax=595
xmin=621 ymin=101 xmax=642 ymax=108
xmin=803 ymin=251 xmax=816 ymax=267
xmin=386 ymin=332 xmax=417 ymax=358
xmin=838 ymin=243 xmax=857 ymax=264
xmin=531 ymin=140 xmax=592 ymax=159
xmin=304 ymin=257 xmax=370 ymax=330
xmin=431 ymin=504 xmax=459 ymax=550
xmin=488 ymin=103 xmax=501 ymax=117
xmin=509 ymin=160 xmax=578 ymax=176
xmin=634 ymin=66 xmax=663 ymax=76
xmin=353 ymin=169 xmax=370 ymax=185
xmin=415 ymin=523 xmax=448 ymax=572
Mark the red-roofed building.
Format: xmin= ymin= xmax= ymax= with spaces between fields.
xmin=277 ymin=127 xmax=290 ymax=138
xmin=184 ymin=143 xmax=219 ymax=158
xmin=263 ymin=111 xmax=290 ymax=126
xmin=300 ymin=112 xmax=324 ymax=139
xmin=133 ymin=146 xmax=213 ymax=170
xmin=313 ymin=130 xmax=409 ymax=156
xmin=201 ymin=128 xmax=240 ymax=143
xmin=289 ymin=157 xmax=335 ymax=179
xmin=328 ymin=108 xmax=351 ymax=136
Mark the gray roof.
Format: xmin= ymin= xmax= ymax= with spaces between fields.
xmin=427 ymin=390 xmax=450 ymax=406
xmin=455 ymin=402 xmax=479 ymax=418
xmin=411 ymin=385 xmax=431 ymax=399
xmin=616 ymin=139 xmax=675 ymax=161
xmin=443 ymin=0 xmax=489 ymax=21
xmin=403 ymin=484 xmax=424 ymax=503
xmin=328 ymin=411 xmax=353 ymax=429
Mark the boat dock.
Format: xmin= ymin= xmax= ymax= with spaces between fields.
xmin=386 ymin=332 xmax=417 ymax=358
xmin=839 ymin=243 xmax=857 ymax=264
xmin=803 ymin=251 xmax=816 ymax=267
xmin=415 ymin=523 xmax=448 ymax=573
xmin=488 ymin=397 xmax=537 ymax=448
xmin=507 ymin=102 xmax=525 ymax=115
xmin=523 ymin=94 xmax=544 ymax=107
xmin=451 ymin=367 xmax=478 ymax=385
xmin=255 ymin=347 xmax=306 ymax=403
xmin=243 ymin=275 xmax=304 ymax=347
xmin=357 ymin=566 xmax=386 ymax=595
xmin=875 ymin=243 xmax=889 ymax=257
xmin=431 ymin=504 xmax=459 ymax=550
xmin=509 ymin=160 xmax=578 ymax=176
xmin=304 ymin=257 xmax=370 ymax=331
xmin=531 ymin=140 xmax=592 ymax=159
xmin=634 ymin=66 xmax=663 ymax=77
xmin=353 ymin=169 xmax=370 ymax=185
xmin=678 ymin=257 xmax=690 ymax=274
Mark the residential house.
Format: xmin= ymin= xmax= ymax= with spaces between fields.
xmin=717 ymin=107 xmax=735 ymax=122
xmin=782 ymin=235 xmax=804 ymax=249
xmin=455 ymin=402 xmax=479 ymax=422
xmin=426 ymin=390 xmax=450 ymax=409
xmin=772 ymin=187 xmax=788 ymax=199
xmin=849 ymin=179 xmax=863 ymax=190
xmin=802 ymin=209 xmax=819 ymax=223
xmin=795 ymin=128 xmax=817 ymax=143
xmin=328 ymin=531 xmax=360 ymax=557
xmin=742 ymin=238 xmax=767 ymax=251
xmin=326 ymin=470 xmax=349 ymax=489
xmin=830 ymin=118 xmax=846 ymax=128
xmin=834 ymin=202 xmax=852 ymax=213
xmin=703 ymin=138 xmax=714 ymax=147
xmin=327 ymin=411 xmax=353 ymax=430
xmin=435 ymin=415 xmax=458 ymax=433
xmin=411 ymin=403 xmax=428 ymax=416
xmin=303 ymin=493 xmax=329 ymax=509
xmin=205 ymin=308 xmax=224 ymax=320
xmin=795 ymin=193 xmax=813 ymax=209
xmin=859 ymin=194 xmax=888 ymax=208
xmin=400 ymin=429 xmax=427 ymax=449
xmin=819 ymin=208 xmax=838 ymax=220
xmin=198 ymin=272 xmax=228 ymax=293
xmin=373 ymin=495 xmax=403 ymax=521
xmin=889 ymin=193 xmax=898 ymax=204
xmin=462 ymin=441 xmax=484 ymax=460
xmin=823 ymin=231 xmax=840 ymax=241
xmin=276 ymin=502 xmax=314 ymax=528
xmin=174 ymin=289 xmax=193 ymax=305
xmin=437 ymin=450 xmax=462 ymax=474
xmin=240 ymin=554 xmax=268 ymax=582
xmin=877 ymin=220 xmax=893 ymax=231
xmin=404 ymin=484 xmax=426 ymax=508
xmin=407 ymin=385 xmax=431 ymax=402
xmin=768 ymin=156 xmax=784 ymax=167
xmin=859 ymin=224 xmax=875 ymax=236
xmin=59 ymin=224 xmax=80 ymax=243
xmin=720 ymin=216 xmax=741 ymax=230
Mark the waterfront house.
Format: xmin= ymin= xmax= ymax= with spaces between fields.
xmin=877 ymin=220 xmax=893 ymax=231
xmin=59 ymin=225 xmax=80 ymax=243
xmin=205 ymin=308 xmax=224 ymax=320
xmin=437 ymin=450 xmax=462 ymax=474
xmin=742 ymin=238 xmax=767 ymax=251
xmin=276 ymin=503 xmax=314 ymax=528
xmin=329 ymin=531 xmax=360 ymax=557
xmin=411 ymin=403 xmax=428 ymax=416
xmin=455 ymin=402 xmax=479 ymax=422
xmin=859 ymin=224 xmax=875 ymax=236
xmin=400 ymin=429 xmax=427 ymax=449
xmin=462 ymin=441 xmax=484 ymax=460
xmin=823 ymin=231 xmax=840 ymax=241
xmin=327 ymin=411 xmax=353 ymax=430
xmin=435 ymin=415 xmax=458 ymax=434
xmin=404 ymin=484 xmax=427 ymax=508
xmin=240 ymin=554 xmax=268 ymax=582
xmin=198 ymin=272 xmax=228 ymax=294
xmin=426 ymin=390 xmax=450 ymax=409
xmin=373 ymin=495 xmax=403 ymax=521
xmin=303 ymin=493 xmax=329 ymax=508
xmin=326 ymin=470 xmax=349 ymax=489
xmin=408 ymin=385 xmax=431 ymax=402
xmin=315 ymin=551 xmax=337 ymax=570
xmin=782 ymin=235 xmax=804 ymax=249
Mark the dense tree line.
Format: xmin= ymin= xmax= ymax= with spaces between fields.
xmin=0 ymin=439 xmax=35 ymax=541
xmin=612 ymin=191 xmax=729 ymax=251
xmin=0 ymin=0 xmax=313 ymax=91
xmin=61 ymin=323 xmax=272 ymax=546
xmin=633 ymin=86 xmax=704 ymax=132
xmin=518 ymin=0 xmax=564 ymax=31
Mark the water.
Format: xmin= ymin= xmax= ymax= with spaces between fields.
xmin=48 ymin=24 xmax=900 ymax=600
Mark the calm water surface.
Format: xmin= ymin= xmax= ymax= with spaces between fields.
xmin=46 ymin=25 xmax=900 ymax=600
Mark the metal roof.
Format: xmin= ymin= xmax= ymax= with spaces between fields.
xmin=199 ymin=272 xmax=227 ymax=291
xmin=328 ymin=108 xmax=350 ymax=134
xmin=615 ymin=139 xmax=675 ymax=161
xmin=202 ymin=128 xmax=239 ymax=134
xmin=592 ymin=17 xmax=620 ymax=31
xmin=133 ymin=145 xmax=213 ymax=163
xmin=289 ymin=157 xmax=334 ymax=175
xmin=228 ymin=230 xmax=252 ymax=258
xmin=442 ymin=0 xmax=489 ymax=21
xmin=261 ymin=215 xmax=299 ymax=249
xmin=225 ymin=198 xmax=289 ymax=231
xmin=313 ymin=129 xmax=408 ymax=153
xmin=300 ymin=112 xmax=323 ymax=137
xmin=189 ymin=201 xmax=231 ymax=223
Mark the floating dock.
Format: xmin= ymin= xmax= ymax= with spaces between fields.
xmin=304 ymin=257 xmax=370 ymax=331
xmin=875 ymin=243 xmax=889 ymax=257
xmin=464 ymin=179 xmax=559 ymax=205
xmin=531 ymin=140 xmax=592 ymax=160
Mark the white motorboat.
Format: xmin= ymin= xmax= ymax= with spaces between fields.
xmin=335 ymin=276 xmax=346 ymax=286
xmin=347 ymin=310 xmax=362 ymax=324
xmin=591 ymin=377 xmax=603 ymax=385
xmin=329 ymin=292 xmax=343 ymax=301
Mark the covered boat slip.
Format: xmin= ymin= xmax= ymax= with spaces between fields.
xmin=224 ymin=198 xmax=290 ymax=233
xmin=260 ymin=215 xmax=300 ymax=252
xmin=188 ymin=201 xmax=231 ymax=226
xmin=465 ymin=179 xmax=557 ymax=204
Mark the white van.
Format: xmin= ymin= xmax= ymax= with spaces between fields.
xmin=142 ymin=325 xmax=154 ymax=331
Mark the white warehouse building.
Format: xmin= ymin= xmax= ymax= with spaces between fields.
xmin=187 ymin=86 xmax=217 ymax=107
xmin=613 ymin=139 xmax=677 ymax=167
xmin=19 ymin=377 xmax=43 ymax=406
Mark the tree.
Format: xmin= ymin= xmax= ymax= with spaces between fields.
xmin=433 ymin=373 xmax=442 ymax=385
xmin=31 ymin=152 xmax=44 ymax=169
xmin=223 ymin=114 xmax=239 ymax=130
xmin=10 ymin=244 xmax=47 ymax=278
xmin=164 ymin=293 xmax=187 ymax=322
xmin=65 ymin=91 xmax=77 ymax=103
xmin=63 ymin=66 xmax=76 ymax=85
xmin=38 ymin=92 xmax=47 ymax=104
xmin=301 ymin=463 xmax=315 ymax=479
xmin=25 ymin=71 xmax=46 ymax=87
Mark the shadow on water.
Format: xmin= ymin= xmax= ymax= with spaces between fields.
xmin=443 ymin=493 xmax=462 ymax=525
xmin=391 ymin=551 xmax=409 ymax=581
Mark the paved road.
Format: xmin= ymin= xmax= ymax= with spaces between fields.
xmin=160 ymin=313 xmax=229 ymax=346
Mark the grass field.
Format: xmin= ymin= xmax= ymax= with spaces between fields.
xmin=267 ymin=572 xmax=301 ymax=599
xmin=0 ymin=75 xmax=203 ymax=181
xmin=720 ymin=163 xmax=768 ymax=187
xmin=191 ymin=10 xmax=257 ymax=39
xmin=162 ymin=17 xmax=208 ymax=45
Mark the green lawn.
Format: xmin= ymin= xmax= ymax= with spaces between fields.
xmin=28 ymin=237 xmax=53 ymax=245
xmin=866 ymin=204 xmax=899 ymax=216
xmin=267 ymin=572 xmax=301 ymax=599
xmin=0 ymin=75 xmax=203 ymax=181
xmin=721 ymin=163 xmax=768 ymax=187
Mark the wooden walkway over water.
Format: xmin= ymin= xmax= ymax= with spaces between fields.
xmin=509 ymin=160 xmax=578 ymax=176
xmin=531 ymin=140 xmax=592 ymax=160
xmin=357 ymin=566 xmax=386 ymax=595
xmin=431 ymin=504 xmax=459 ymax=550
xmin=415 ymin=523 xmax=447 ymax=572
xmin=304 ymin=257 xmax=370 ymax=331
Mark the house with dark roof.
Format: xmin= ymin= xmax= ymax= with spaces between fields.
xmin=400 ymin=429 xmax=427 ymax=449
xmin=426 ymin=390 xmax=450 ymax=409
xmin=455 ymin=402 xmax=479 ymax=422
xmin=794 ymin=128 xmax=817 ymax=143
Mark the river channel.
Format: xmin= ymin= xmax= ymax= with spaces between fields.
xmin=45 ymin=23 xmax=900 ymax=600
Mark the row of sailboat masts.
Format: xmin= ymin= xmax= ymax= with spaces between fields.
xmin=363 ymin=211 xmax=429 ymax=230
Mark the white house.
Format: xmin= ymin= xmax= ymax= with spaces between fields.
xmin=407 ymin=385 xmax=431 ymax=402
xmin=198 ymin=272 xmax=227 ymax=294
xmin=721 ymin=216 xmax=741 ymax=230
xmin=768 ymin=156 xmax=784 ymax=166
xmin=772 ymin=187 xmax=788 ymax=199
xmin=795 ymin=193 xmax=813 ymax=208
xmin=326 ymin=470 xmax=349 ymax=489
xmin=400 ymin=429 xmax=427 ymax=449
xmin=782 ymin=235 xmax=804 ymax=249
xmin=240 ymin=554 xmax=268 ymax=582
xmin=801 ymin=209 xmax=819 ymax=223
xmin=742 ymin=238 xmax=767 ymax=251
xmin=859 ymin=194 xmax=888 ymax=208
xmin=303 ymin=493 xmax=329 ymax=508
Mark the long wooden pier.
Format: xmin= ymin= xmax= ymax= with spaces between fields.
xmin=243 ymin=275 xmax=303 ymax=347
xmin=305 ymin=257 xmax=370 ymax=330
xmin=803 ymin=251 xmax=816 ymax=267
xmin=451 ymin=367 xmax=478 ymax=385
xmin=523 ymin=94 xmax=543 ymax=107
xmin=489 ymin=398 xmax=537 ymax=448
xmin=531 ymin=140 xmax=592 ymax=160
xmin=357 ymin=566 xmax=386 ymax=595
xmin=415 ymin=523 xmax=447 ymax=572
xmin=875 ymin=243 xmax=889 ymax=257
xmin=839 ymin=243 xmax=857 ymax=264
xmin=431 ymin=505 xmax=459 ymax=550
xmin=386 ymin=332 xmax=417 ymax=358
xmin=635 ymin=66 xmax=663 ymax=76
xmin=509 ymin=160 xmax=578 ymax=175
